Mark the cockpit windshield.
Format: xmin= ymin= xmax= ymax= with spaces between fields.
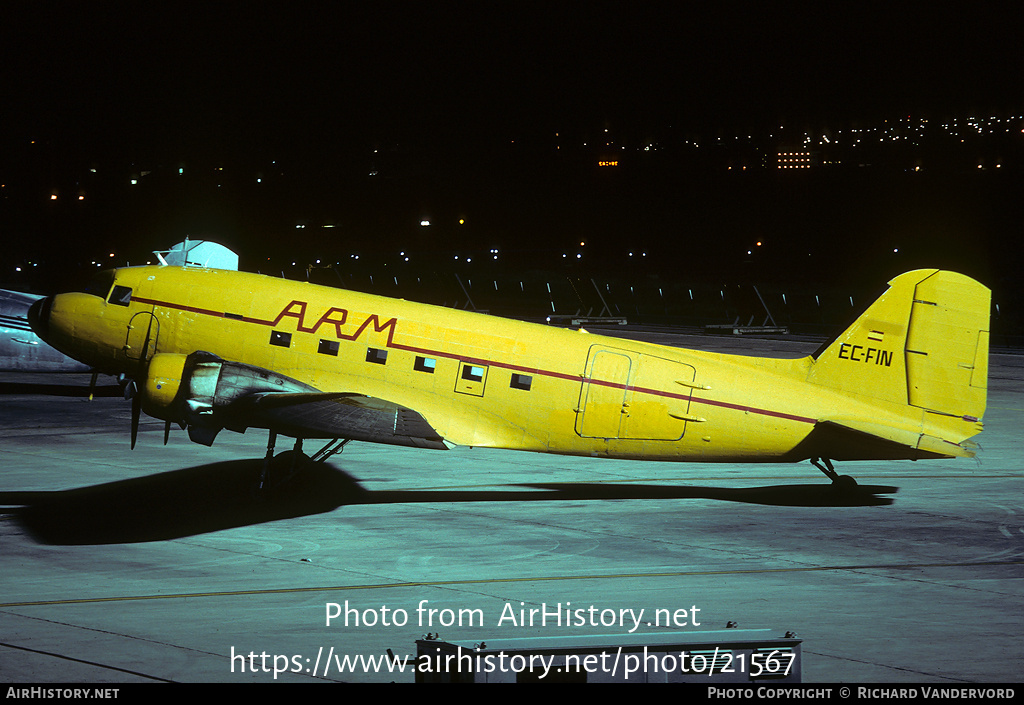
xmin=108 ymin=284 xmax=132 ymax=306
xmin=81 ymin=270 xmax=117 ymax=299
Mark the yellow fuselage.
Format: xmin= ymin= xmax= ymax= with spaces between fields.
xmin=37 ymin=265 xmax=983 ymax=463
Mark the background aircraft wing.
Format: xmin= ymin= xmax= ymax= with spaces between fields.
xmin=1 ymin=289 xmax=92 ymax=372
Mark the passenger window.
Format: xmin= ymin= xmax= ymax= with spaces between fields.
xmin=366 ymin=347 xmax=388 ymax=365
xmin=415 ymin=356 xmax=436 ymax=373
xmin=510 ymin=373 xmax=533 ymax=391
xmin=318 ymin=339 xmax=340 ymax=356
xmin=462 ymin=365 xmax=485 ymax=382
xmin=270 ymin=331 xmax=291 ymax=347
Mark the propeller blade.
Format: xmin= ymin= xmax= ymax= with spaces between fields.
xmin=164 ymin=420 xmax=171 ymax=445
xmin=128 ymin=318 xmax=155 ymax=449
xmin=131 ymin=393 xmax=140 ymax=449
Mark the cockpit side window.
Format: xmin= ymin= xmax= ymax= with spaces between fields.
xmin=108 ymin=285 xmax=133 ymax=306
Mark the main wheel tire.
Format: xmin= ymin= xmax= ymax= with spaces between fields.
xmin=832 ymin=474 xmax=858 ymax=491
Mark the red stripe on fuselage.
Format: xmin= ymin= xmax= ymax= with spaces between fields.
xmin=130 ymin=295 xmax=816 ymax=426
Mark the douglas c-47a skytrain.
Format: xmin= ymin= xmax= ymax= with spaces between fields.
xmin=27 ymin=243 xmax=989 ymax=488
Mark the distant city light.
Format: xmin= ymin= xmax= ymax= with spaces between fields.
xmin=420 ymin=220 xmax=431 ymax=226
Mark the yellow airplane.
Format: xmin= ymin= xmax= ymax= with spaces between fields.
xmin=28 ymin=261 xmax=989 ymax=489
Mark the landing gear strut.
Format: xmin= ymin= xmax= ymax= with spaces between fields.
xmin=258 ymin=432 xmax=350 ymax=491
xmin=310 ymin=438 xmax=351 ymax=463
xmin=258 ymin=431 xmax=307 ymax=491
xmin=810 ymin=457 xmax=858 ymax=491
xmin=258 ymin=430 xmax=280 ymax=491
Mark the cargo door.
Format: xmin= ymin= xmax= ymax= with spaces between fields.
xmin=621 ymin=353 xmax=697 ymax=441
xmin=576 ymin=346 xmax=698 ymax=441
xmin=576 ymin=350 xmax=631 ymax=438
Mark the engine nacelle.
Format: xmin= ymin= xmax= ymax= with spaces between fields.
xmin=142 ymin=351 xmax=317 ymax=446
xmin=144 ymin=352 xmax=188 ymax=413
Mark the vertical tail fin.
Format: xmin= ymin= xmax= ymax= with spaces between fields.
xmin=809 ymin=269 xmax=990 ymax=425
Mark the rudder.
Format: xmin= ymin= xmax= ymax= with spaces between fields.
xmin=904 ymin=270 xmax=989 ymax=422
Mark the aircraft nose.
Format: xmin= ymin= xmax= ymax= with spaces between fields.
xmin=27 ymin=295 xmax=53 ymax=341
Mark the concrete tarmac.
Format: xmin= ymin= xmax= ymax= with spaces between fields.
xmin=1 ymin=331 xmax=1021 ymax=683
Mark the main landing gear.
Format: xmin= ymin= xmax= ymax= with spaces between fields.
xmin=810 ymin=457 xmax=859 ymax=491
xmin=258 ymin=431 xmax=352 ymax=492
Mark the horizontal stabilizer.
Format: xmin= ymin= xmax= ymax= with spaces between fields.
xmin=816 ymin=419 xmax=977 ymax=460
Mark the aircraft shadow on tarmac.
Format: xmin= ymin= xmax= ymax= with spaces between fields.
xmin=0 ymin=457 xmax=897 ymax=545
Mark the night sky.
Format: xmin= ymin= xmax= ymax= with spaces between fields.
xmin=4 ymin=3 xmax=1018 ymax=146
xmin=1 ymin=3 xmax=1022 ymax=329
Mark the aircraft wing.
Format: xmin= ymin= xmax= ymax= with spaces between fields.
xmin=138 ymin=351 xmax=448 ymax=450
xmin=236 ymin=391 xmax=449 ymax=450
xmin=1 ymin=289 xmax=92 ymax=372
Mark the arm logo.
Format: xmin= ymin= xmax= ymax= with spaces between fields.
xmin=272 ymin=300 xmax=398 ymax=343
